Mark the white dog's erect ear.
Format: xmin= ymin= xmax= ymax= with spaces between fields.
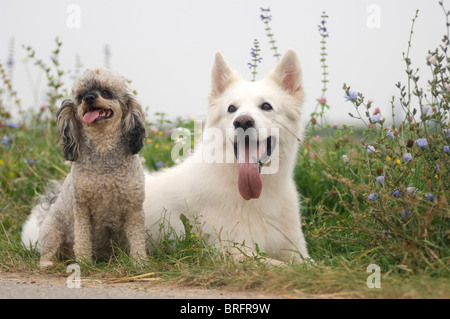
xmin=211 ymin=52 xmax=239 ymax=96
xmin=269 ymin=49 xmax=303 ymax=94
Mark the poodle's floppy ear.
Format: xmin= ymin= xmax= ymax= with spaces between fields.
xmin=57 ymin=99 xmax=81 ymax=161
xmin=122 ymin=94 xmax=146 ymax=155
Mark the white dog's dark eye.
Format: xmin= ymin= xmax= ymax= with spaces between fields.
xmin=228 ymin=105 xmax=237 ymax=113
xmin=101 ymin=89 xmax=112 ymax=99
xmin=261 ymin=102 xmax=273 ymax=111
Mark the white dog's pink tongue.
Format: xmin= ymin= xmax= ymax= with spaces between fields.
xmin=82 ymin=109 xmax=101 ymax=124
xmin=237 ymin=142 xmax=262 ymax=200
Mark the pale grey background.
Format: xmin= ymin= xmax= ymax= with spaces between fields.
xmin=0 ymin=0 xmax=445 ymax=125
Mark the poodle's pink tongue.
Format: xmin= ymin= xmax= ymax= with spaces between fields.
xmin=237 ymin=141 xmax=262 ymax=200
xmin=82 ymin=109 xmax=101 ymax=124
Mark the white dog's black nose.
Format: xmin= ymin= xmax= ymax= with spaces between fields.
xmin=83 ymin=92 xmax=98 ymax=105
xmin=233 ymin=115 xmax=255 ymax=131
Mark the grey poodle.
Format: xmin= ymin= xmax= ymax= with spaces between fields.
xmin=21 ymin=68 xmax=147 ymax=267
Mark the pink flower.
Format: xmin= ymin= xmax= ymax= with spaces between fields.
xmin=373 ymin=107 xmax=381 ymax=115
xmin=318 ymin=97 xmax=327 ymax=105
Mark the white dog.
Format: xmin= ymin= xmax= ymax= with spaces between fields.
xmin=144 ymin=49 xmax=310 ymax=264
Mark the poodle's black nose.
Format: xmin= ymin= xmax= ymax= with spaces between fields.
xmin=83 ymin=92 xmax=98 ymax=105
xmin=233 ymin=115 xmax=255 ymax=131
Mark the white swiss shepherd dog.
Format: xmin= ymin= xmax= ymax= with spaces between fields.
xmin=144 ymin=49 xmax=310 ymax=265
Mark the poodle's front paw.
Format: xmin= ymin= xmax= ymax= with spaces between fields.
xmin=39 ymin=259 xmax=55 ymax=268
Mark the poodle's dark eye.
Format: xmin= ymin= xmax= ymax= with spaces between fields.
xmin=261 ymin=102 xmax=273 ymax=111
xmin=228 ymin=105 xmax=237 ymax=113
xmin=101 ymin=89 xmax=112 ymax=99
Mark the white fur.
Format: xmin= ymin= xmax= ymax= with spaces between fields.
xmin=144 ymin=49 xmax=310 ymax=264
xmin=21 ymin=213 xmax=41 ymax=250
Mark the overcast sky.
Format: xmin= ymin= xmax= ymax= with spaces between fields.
xmin=0 ymin=0 xmax=446 ymax=126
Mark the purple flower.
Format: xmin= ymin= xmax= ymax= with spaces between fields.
xmin=401 ymin=209 xmax=412 ymax=218
xmin=425 ymin=193 xmax=434 ymax=201
xmin=386 ymin=130 xmax=394 ymax=138
xmin=366 ymin=145 xmax=375 ymax=153
xmin=368 ymin=193 xmax=378 ymax=201
xmin=155 ymin=161 xmax=164 ymax=168
xmin=1 ymin=135 xmax=13 ymax=149
xmin=259 ymin=8 xmax=272 ymax=21
xmin=403 ymin=153 xmax=413 ymax=162
xmin=376 ymin=176 xmax=384 ymax=184
xmin=342 ymin=154 xmax=349 ymax=163
xmin=444 ymin=145 xmax=449 ymax=153
xmin=371 ymin=114 xmax=381 ymax=123
xmin=392 ymin=189 xmax=401 ymax=197
xmin=416 ymin=138 xmax=428 ymax=149
xmin=5 ymin=121 xmax=18 ymax=128
xmin=27 ymin=159 xmax=41 ymax=165
xmin=344 ymin=91 xmax=358 ymax=102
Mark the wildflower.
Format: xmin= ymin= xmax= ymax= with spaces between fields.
xmin=27 ymin=160 xmax=41 ymax=165
xmin=368 ymin=193 xmax=378 ymax=201
xmin=344 ymin=91 xmax=358 ymax=102
xmin=416 ymin=138 xmax=428 ymax=149
xmin=318 ymin=97 xmax=327 ymax=105
xmin=403 ymin=153 xmax=413 ymax=162
xmin=366 ymin=145 xmax=375 ymax=153
xmin=342 ymin=154 xmax=349 ymax=163
xmin=1 ymin=135 xmax=13 ymax=149
xmin=155 ymin=161 xmax=164 ymax=168
xmin=406 ymin=187 xmax=417 ymax=195
xmin=386 ymin=156 xmax=392 ymax=162
xmin=0 ymin=159 xmax=4 ymax=165
xmin=163 ymin=129 xmax=171 ymax=138
xmin=425 ymin=193 xmax=435 ymax=201
xmin=421 ymin=106 xmax=429 ymax=115
xmin=259 ymin=7 xmax=272 ymax=21
xmin=396 ymin=159 xmax=401 ymax=165
xmin=386 ymin=130 xmax=394 ymax=138
xmin=149 ymin=126 xmax=159 ymax=135
xmin=371 ymin=114 xmax=381 ymax=123
xmin=5 ymin=121 xmax=18 ymax=128
xmin=376 ymin=176 xmax=384 ymax=184
xmin=444 ymin=145 xmax=449 ymax=153
xmin=373 ymin=107 xmax=381 ymax=115
xmin=401 ymin=209 xmax=412 ymax=218
xmin=426 ymin=54 xmax=438 ymax=66
xmin=392 ymin=189 xmax=401 ymax=197
xmin=406 ymin=115 xmax=413 ymax=122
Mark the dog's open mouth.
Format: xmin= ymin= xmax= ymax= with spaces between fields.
xmin=82 ymin=108 xmax=114 ymax=124
xmin=233 ymin=136 xmax=277 ymax=200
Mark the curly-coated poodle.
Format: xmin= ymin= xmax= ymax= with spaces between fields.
xmin=21 ymin=68 xmax=147 ymax=267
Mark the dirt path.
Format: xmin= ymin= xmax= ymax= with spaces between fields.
xmin=0 ymin=272 xmax=285 ymax=299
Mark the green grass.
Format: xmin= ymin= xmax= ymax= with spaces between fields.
xmin=0 ymin=113 xmax=448 ymax=298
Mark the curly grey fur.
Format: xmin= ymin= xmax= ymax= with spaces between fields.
xmin=22 ymin=68 xmax=147 ymax=267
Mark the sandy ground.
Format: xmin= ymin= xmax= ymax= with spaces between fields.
xmin=0 ymin=272 xmax=286 ymax=299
